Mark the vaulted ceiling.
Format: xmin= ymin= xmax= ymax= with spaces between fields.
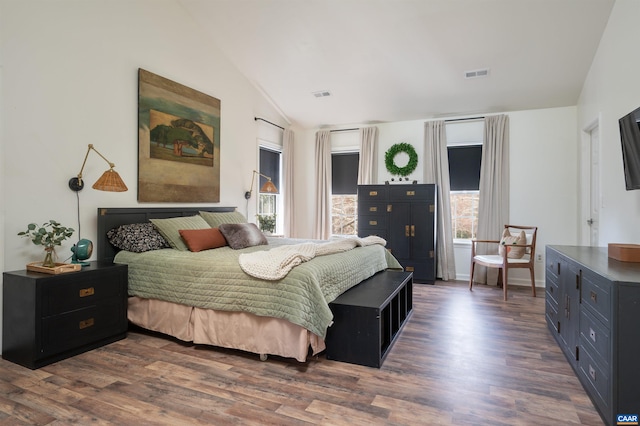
xmin=179 ymin=0 xmax=615 ymax=128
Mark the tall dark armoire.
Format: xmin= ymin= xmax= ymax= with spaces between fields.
xmin=357 ymin=184 xmax=437 ymax=283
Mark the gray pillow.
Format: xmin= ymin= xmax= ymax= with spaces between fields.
xmin=199 ymin=210 xmax=247 ymax=228
xmin=150 ymin=215 xmax=210 ymax=251
xmin=218 ymin=223 xmax=268 ymax=250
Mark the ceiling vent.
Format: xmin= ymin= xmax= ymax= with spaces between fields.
xmin=465 ymin=68 xmax=490 ymax=79
xmin=312 ymin=90 xmax=331 ymax=98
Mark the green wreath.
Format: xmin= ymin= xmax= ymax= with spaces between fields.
xmin=385 ymin=142 xmax=418 ymax=177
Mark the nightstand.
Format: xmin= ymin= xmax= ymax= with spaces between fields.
xmin=2 ymin=261 xmax=128 ymax=369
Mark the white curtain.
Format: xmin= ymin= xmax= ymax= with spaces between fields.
xmin=424 ymin=120 xmax=456 ymax=281
xmin=474 ymin=114 xmax=510 ymax=284
xmin=358 ymin=126 xmax=378 ymax=184
xmin=282 ymin=129 xmax=295 ymax=238
xmin=314 ymin=130 xmax=332 ymax=240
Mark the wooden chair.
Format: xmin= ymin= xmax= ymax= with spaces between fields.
xmin=469 ymin=225 xmax=537 ymax=301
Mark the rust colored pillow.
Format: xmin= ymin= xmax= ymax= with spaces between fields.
xmin=179 ymin=228 xmax=227 ymax=252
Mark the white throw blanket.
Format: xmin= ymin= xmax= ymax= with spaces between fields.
xmin=239 ymin=236 xmax=387 ymax=280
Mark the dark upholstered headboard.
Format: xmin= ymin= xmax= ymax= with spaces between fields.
xmin=97 ymin=206 xmax=237 ymax=263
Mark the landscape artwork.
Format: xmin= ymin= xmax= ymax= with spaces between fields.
xmin=138 ymin=69 xmax=221 ymax=202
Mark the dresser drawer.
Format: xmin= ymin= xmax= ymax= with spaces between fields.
xmin=388 ymin=185 xmax=433 ymax=201
xmin=41 ymin=296 xmax=126 ymax=357
xmin=358 ymin=214 xmax=387 ymax=230
xmin=578 ymin=345 xmax=610 ymax=413
xmin=581 ymin=269 xmax=611 ymax=327
xmin=545 ymin=299 xmax=559 ymax=332
xmin=359 ymin=201 xmax=388 ymax=215
xmin=580 ymin=307 xmax=610 ymax=367
xmin=545 ymin=273 xmax=559 ymax=306
xmin=42 ymin=270 xmax=125 ymax=316
xmin=358 ymin=186 xmax=388 ymax=201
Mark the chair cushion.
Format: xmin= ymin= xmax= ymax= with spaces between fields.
xmin=498 ymin=229 xmax=526 ymax=259
xmin=474 ymin=254 xmax=531 ymax=265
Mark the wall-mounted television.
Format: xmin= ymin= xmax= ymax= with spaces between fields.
xmin=619 ymin=106 xmax=640 ymax=190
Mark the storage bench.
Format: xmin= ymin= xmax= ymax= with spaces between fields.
xmin=325 ymin=270 xmax=413 ymax=368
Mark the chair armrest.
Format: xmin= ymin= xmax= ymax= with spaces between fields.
xmin=470 ymin=239 xmax=500 ymax=256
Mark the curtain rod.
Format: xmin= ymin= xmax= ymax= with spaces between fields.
xmin=330 ymin=128 xmax=359 ymax=133
xmin=254 ymin=117 xmax=284 ymax=130
xmin=444 ymin=116 xmax=485 ymax=123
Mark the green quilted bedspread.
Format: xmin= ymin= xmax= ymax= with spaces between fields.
xmin=115 ymin=237 xmax=402 ymax=339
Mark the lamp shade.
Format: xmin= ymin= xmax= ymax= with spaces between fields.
xmin=260 ymin=180 xmax=278 ymax=194
xmin=92 ymin=169 xmax=128 ymax=192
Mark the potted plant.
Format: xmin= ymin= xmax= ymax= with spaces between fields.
xmin=256 ymin=214 xmax=276 ymax=234
xmin=18 ymin=220 xmax=75 ymax=268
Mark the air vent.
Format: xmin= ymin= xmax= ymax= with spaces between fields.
xmin=465 ymin=68 xmax=490 ymax=79
xmin=312 ymin=90 xmax=331 ymax=98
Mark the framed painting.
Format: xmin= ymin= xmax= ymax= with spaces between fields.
xmin=138 ymin=69 xmax=221 ymax=202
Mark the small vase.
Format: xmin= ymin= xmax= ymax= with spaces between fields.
xmin=43 ymin=247 xmax=56 ymax=268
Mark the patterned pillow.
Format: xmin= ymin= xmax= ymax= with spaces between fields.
xmin=150 ymin=215 xmax=211 ymax=251
xmin=107 ymin=223 xmax=169 ymax=253
xmin=199 ymin=210 xmax=247 ymax=228
xmin=498 ymin=229 xmax=526 ymax=259
xmin=218 ymin=223 xmax=268 ymax=250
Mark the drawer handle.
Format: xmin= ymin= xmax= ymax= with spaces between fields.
xmin=406 ymin=190 xmax=415 ymax=196
xmin=369 ymin=191 xmax=378 ymax=196
xmin=589 ymin=364 xmax=596 ymax=381
xmin=79 ymin=287 xmax=95 ymax=297
xmin=79 ymin=318 xmax=95 ymax=329
xmin=589 ymin=327 xmax=596 ymax=343
xmin=411 ymin=225 xmax=415 ymax=237
xmin=369 ymin=206 xmax=377 ymax=212
xmin=369 ymin=220 xmax=377 ymax=226
xmin=405 ymin=266 xmax=414 ymax=272
xmin=590 ymin=291 xmax=597 ymax=303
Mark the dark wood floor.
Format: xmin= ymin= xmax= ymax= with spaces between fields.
xmin=0 ymin=281 xmax=604 ymax=425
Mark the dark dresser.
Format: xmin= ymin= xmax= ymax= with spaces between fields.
xmin=357 ymin=184 xmax=437 ymax=283
xmin=2 ymin=261 xmax=128 ymax=369
xmin=545 ymin=245 xmax=640 ymax=426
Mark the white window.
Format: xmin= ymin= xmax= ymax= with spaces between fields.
xmin=258 ymin=146 xmax=281 ymax=234
xmin=331 ymin=152 xmax=359 ymax=236
xmin=446 ymin=121 xmax=483 ymax=241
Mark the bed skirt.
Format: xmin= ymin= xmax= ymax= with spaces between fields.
xmin=127 ymin=296 xmax=325 ymax=362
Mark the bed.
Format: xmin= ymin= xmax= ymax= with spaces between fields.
xmin=97 ymin=206 xmax=402 ymax=362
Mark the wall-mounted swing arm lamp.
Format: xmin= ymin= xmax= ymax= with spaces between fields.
xmin=244 ymin=170 xmax=278 ymax=199
xmin=68 ymin=144 xmax=128 ymax=192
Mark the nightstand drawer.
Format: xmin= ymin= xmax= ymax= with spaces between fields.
xmin=41 ymin=296 xmax=126 ymax=357
xmin=42 ymin=269 xmax=125 ymax=316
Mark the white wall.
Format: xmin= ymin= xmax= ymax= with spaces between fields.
xmin=294 ymin=106 xmax=579 ymax=286
xmin=0 ymin=0 xmax=286 ymax=273
xmin=577 ymin=0 xmax=640 ymax=245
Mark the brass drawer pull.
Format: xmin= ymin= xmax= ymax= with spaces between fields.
xmin=369 ymin=220 xmax=378 ymax=226
xmin=79 ymin=287 xmax=95 ymax=297
xmin=406 ymin=190 xmax=415 ymax=196
xmin=79 ymin=318 xmax=94 ymax=329
xmin=590 ymin=290 xmax=597 ymax=303
xmin=369 ymin=206 xmax=377 ymax=212
xmin=405 ymin=225 xmax=410 ymax=237
xmin=411 ymin=225 xmax=415 ymax=237
xmin=369 ymin=191 xmax=378 ymax=196
xmin=405 ymin=266 xmax=414 ymax=272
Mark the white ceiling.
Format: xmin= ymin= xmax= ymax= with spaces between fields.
xmin=178 ymin=0 xmax=615 ymax=129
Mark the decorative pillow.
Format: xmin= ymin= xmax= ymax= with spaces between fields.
xmin=179 ymin=228 xmax=227 ymax=252
xmin=218 ymin=223 xmax=268 ymax=250
xmin=199 ymin=211 xmax=247 ymax=228
xmin=150 ymin=215 xmax=211 ymax=251
xmin=499 ymin=229 xmax=526 ymax=259
xmin=106 ymin=223 xmax=169 ymax=253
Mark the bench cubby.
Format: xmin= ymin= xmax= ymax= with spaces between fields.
xmin=325 ymin=271 xmax=413 ymax=368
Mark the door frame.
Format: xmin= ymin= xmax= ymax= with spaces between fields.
xmin=580 ymin=116 xmax=601 ymax=246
